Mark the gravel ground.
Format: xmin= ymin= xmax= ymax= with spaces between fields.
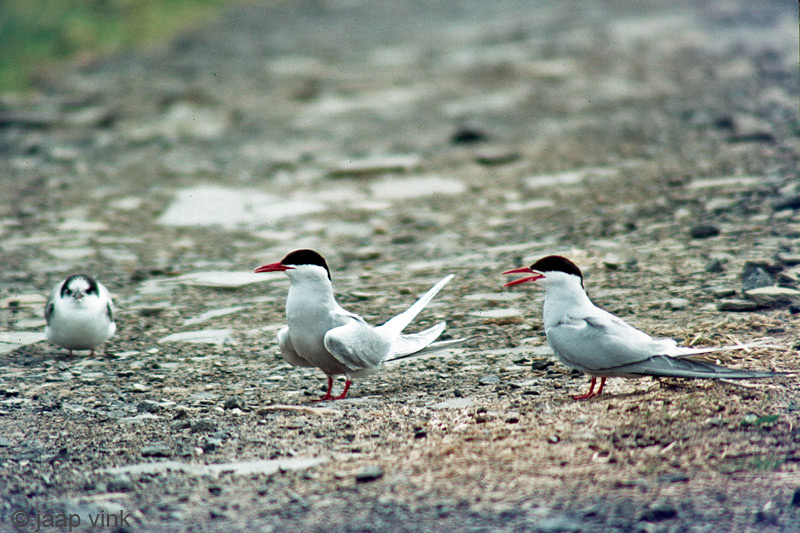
xmin=1 ymin=0 xmax=799 ymax=531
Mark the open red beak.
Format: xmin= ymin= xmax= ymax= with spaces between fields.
xmin=502 ymin=266 xmax=544 ymax=287
xmin=254 ymin=261 xmax=293 ymax=273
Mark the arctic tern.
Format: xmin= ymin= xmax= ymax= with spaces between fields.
xmin=504 ymin=255 xmax=783 ymax=399
xmin=255 ymin=249 xmax=467 ymax=400
xmin=45 ymin=274 xmax=116 ymax=356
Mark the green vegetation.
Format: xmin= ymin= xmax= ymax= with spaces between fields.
xmin=0 ymin=0 xmax=229 ymax=93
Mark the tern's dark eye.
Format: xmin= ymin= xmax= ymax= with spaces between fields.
xmin=65 ymin=288 xmax=72 ymax=296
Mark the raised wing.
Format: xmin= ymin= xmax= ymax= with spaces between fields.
xmin=324 ymin=316 xmax=392 ymax=371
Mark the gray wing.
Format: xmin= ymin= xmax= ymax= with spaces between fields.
xmin=547 ymin=312 xmax=675 ymax=372
xmin=608 ymin=354 xmax=782 ymax=379
xmin=43 ymin=281 xmax=63 ymax=325
xmin=278 ymin=326 xmax=316 ymax=368
xmin=98 ymin=281 xmax=115 ymax=323
xmin=324 ymin=316 xmax=392 ymax=371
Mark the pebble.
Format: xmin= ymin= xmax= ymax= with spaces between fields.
xmin=328 ymin=154 xmax=420 ymax=178
xmin=639 ymin=502 xmax=678 ymax=522
xmin=130 ymin=383 xmax=151 ymax=393
xmin=137 ymin=400 xmax=161 ymax=413
xmin=716 ymin=299 xmax=757 ymax=312
xmin=705 ymin=258 xmax=725 ymax=273
xmin=689 ymin=224 xmax=721 ymax=239
xmin=429 ymin=398 xmax=474 ymax=410
xmin=191 ymin=418 xmax=219 ymax=433
xmin=158 ymin=329 xmax=233 ymax=347
xmin=355 ymin=465 xmax=384 ymax=483
xmin=223 ymin=396 xmax=245 ymax=410
xmin=479 ymin=375 xmax=500 ymax=385
xmin=141 ymin=444 xmax=172 ymax=458
xmin=744 ymin=286 xmax=800 ymax=308
xmin=742 ymin=263 xmax=775 ymax=292
xmin=665 ymin=298 xmax=690 ymax=310
xmin=792 ymin=487 xmax=800 ymax=506
xmin=107 ymin=474 xmax=135 ymax=492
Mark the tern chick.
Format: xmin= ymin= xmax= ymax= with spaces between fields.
xmin=45 ymin=274 xmax=116 ymax=356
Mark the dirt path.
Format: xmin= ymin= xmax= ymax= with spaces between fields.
xmin=1 ymin=1 xmax=798 ymax=531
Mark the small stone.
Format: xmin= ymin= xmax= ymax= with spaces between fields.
xmin=429 ymin=398 xmax=474 ymax=410
xmin=223 ymin=396 xmax=245 ymax=410
xmin=202 ymin=437 xmax=223 ymax=453
xmin=717 ymin=299 xmax=757 ymax=312
xmin=191 ymin=418 xmax=218 ymax=433
xmin=137 ymin=400 xmax=161 ymax=413
xmin=773 ymin=194 xmax=800 ymax=211
xmin=530 ymin=358 xmax=554 ymax=371
xmin=505 ymin=412 xmax=521 ymax=424
xmin=742 ymin=263 xmax=775 ymax=292
xmin=658 ymin=472 xmax=690 ymax=483
xmin=745 ymin=286 xmax=800 ymax=308
xmin=355 ymin=465 xmax=383 ymax=483
xmin=450 ymin=125 xmax=487 ymax=144
xmin=639 ymin=502 xmax=678 ymax=522
xmin=754 ymin=501 xmax=779 ymax=525
xmin=712 ymin=287 xmax=737 ymax=298
xmin=107 ymin=474 xmax=134 ymax=492
xmin=689 ymin=224 xmax=720 ymax=239
xmin=141 ymin=444 xmax=172 ymax=458
xmin=130 ymin=383 xmax=151 ymax=393
xmin=665 ymin=298 xmax=690 ymax=310
xmin=705 ymin=258 xmax=726 ymax=273
xmin=792 ymin=487 xmax=800 ymax=506
xmin=777 ymin=254 xmax=800 ymax=266
xmin=479 ymin=375 xmax=500 ymax=385
xmin=414 ymin=429 xmax=427 ymax=439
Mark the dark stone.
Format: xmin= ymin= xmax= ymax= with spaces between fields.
xmin=191 ymin=418 xmax=218 ymax=433
xmin=450 ymin=126 xmax=488 ymax=144
xmin=141 ymin=444 xmax=172 ymax=458
xmin=223 ymin=396 xmax=245 ymax=410
xmin=137 ymin=400 xmax=161 ymax=413
xmin=639 ymin=502 xmax=678 ymax=522
xmin=774 ymin=194 xmax=800 ymax=211
xmin=792 ymin=487 xmax=800 ymax=506
xmin=355 ymin=465 xmax=383 ymax=483
xmin=705 ymin=258 xmax=725 ymax=273
xmin=742 ymin=263 xmax=775 ymax=292
xmin=689 ymin=224 xmax=721 ymax=239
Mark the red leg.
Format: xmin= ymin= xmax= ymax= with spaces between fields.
xmin=595 ymin=377 xmax=606 ymax=396
xmin=333 ymin=379 xmax=351 ymax=400
xmin=573 ymin=376 xmax=596 ymax=400
xmin=315 ymin=376 xmax=335 ymax=402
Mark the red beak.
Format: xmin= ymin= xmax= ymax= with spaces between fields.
xmin=502 ymin=266 xmax=544 ymax=287
xmin=254 ymin=261 xmax=293 ymax=273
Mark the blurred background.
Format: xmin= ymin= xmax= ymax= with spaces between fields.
xmin=0 ymin=0 xmax=231 ymax=93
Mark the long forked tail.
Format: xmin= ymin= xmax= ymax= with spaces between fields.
xmin=610 ymin=354 xmax=788 ymax=379
xmin=377 ymin=274 xmax=454 ymax=340
xmin=668 ymin=339 xmax=779 ymax=358
xmin=386 ymin=321 xmax=473 ymax=360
